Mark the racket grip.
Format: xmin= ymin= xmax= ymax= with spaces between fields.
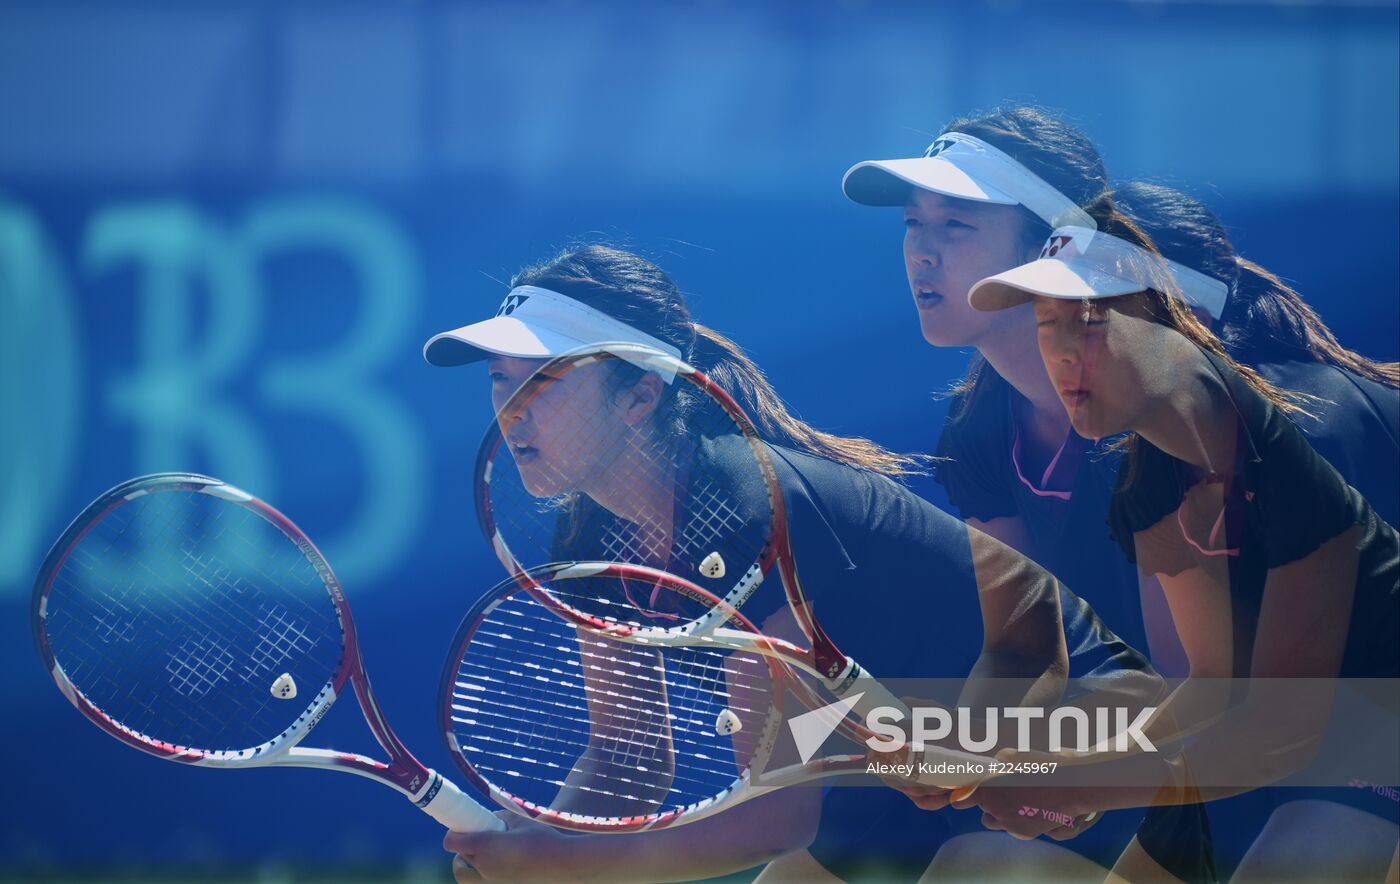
xmin=418 ymin=772 xmax=506 ymax=832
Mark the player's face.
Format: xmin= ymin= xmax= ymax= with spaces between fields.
xmin=903 ymin=189 xmax=1040 ymax=347
xmin=488 ymin=355 xmax=628 ymax=498
xmin=1034 ymin=294 xmax=1166 ymax=439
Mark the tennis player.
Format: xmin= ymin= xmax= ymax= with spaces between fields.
xmin=425 ymin=244 xmax=1160 ymax=883
xmin=845 ymin=107 xmax=1216 ymax=882
xmin=964 ymin=198 xmax=1400 ymax=882
xmin=1082 ymin=180 xmax=1400 ymax=882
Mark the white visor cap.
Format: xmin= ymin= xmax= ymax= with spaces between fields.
xmin=423 ymin=285 xmax=684 ymax=374
xmin=842 ymin=132 xmax=1095 ymax=230
xmin=968 ymin=227 xmax=1229 ymax=319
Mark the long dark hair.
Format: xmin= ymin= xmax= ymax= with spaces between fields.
xmin=937 ymin=106 xmax=1112 ymax=406
xmin=1112 ymin=181 xmax=1399 ymax=387
xmin=512 ymin=243 xmax=929 ymax=477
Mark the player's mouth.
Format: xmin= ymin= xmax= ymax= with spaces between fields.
xmin=913 ymin=286 xmax=945 ymax=308
xmin=1058 ymin=386 xmax=1090 ymax=407
xmin=508 ymin=440 xmax=539 ymax=463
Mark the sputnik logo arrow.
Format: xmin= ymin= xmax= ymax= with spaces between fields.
xmin=788 ymin=692 xmax=864 ymax=763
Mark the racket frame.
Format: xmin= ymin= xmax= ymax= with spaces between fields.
xmin=33 ymin=473 xmax=445 ymax=805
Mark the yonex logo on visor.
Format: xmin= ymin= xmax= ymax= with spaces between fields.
xmin=497 ymin=292 xmax=530 ymax=317
xmin=1039 ymin=235 xmax=1079 ymax=261
xmin=924 ymin=138 xmax=956 ymax=158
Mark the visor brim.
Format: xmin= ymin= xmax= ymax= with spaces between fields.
xmin=969 ymin=258 xmax=1146 ymax=312
xmin=842 ymin=157 xmax=1018 ymax=207
xmin=423 ymin=316 xmax=592 ymax=366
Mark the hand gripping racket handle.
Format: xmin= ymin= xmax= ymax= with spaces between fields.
xmin=946 ymin=780 xmax=1097 ymax=828
xmin=949 ymin=783 xmax=979 ymax=803
xmin=419 ymin=771 xmax=506 ymax=832
xmin=833 ymin=660 xmax=1047 ymax=798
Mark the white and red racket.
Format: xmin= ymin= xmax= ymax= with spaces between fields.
xmin=32 ymin=473 xmax=504 ymax=834
xmin=475 ymin=343 xmax=786 ymax=619
xmin=438 ymin=560 xmax=996 ymax=833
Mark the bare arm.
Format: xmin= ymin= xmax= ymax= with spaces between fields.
xmin=551 ymin=634 xmax=675 ymax=819
xmin=1139 ymin=571 xmax=1188 ymax=678
xmin=963 ymin=521 xmax=1068 ymax=711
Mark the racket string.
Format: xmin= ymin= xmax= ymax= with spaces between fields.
xmin=450 ymin=586 xmax=781 ymax=817
xmin=456 ymin=628 xmax=770 ymax=744
xmin=467 ymin=610 xmax=770 ymax=707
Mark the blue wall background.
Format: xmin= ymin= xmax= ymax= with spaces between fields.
xmin=2 ymin=0 xmax=1396 ymax=877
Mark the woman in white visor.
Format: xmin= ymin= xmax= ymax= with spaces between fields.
xmin=428 ymin=244 xmax=1160 ymax=884
xmin=846 ymin=107 xmax=1215 ymax=883
xmin=965 ymin=196 xmax=1400 ymax=884
xmin=1108 ymin=181 xmax=1400 ymax=883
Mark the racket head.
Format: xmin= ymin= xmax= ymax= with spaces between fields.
xmin=475 ymin=343 xmax=791 ymax=618
xmin=439 ymin=561 xmax=809 ymax=832
xmin=33 ymin=473 xmax=356 ymax=767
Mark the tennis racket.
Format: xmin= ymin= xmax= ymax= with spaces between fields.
xmin=438 ymin=561 xmax=997 ymax=833
xmin=477 ymin=342 xmax=915 ymax=685
xmin=475 ymin=342 xmax=784 ymax=617
xmin=32 ymin=473 xmax=505 ymax=833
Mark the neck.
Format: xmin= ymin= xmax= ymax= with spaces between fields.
xmin=979 ymin=326 xmax=1072 ymax=450
xmin=587 ymin=436 xmax=677 ymax=558
xmin=1135 ymin=345 xmax=1238 ymax=475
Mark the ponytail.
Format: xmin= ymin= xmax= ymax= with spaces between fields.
xmin=1223 ymin=257 xmax=1400 ymax=387
xmin=690 ymin=323 xmax=932 ymax=477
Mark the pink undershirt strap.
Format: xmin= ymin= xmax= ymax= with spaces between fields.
xmin=1011 ymin=429 xmax=1074 ymax=501
xmin=1176 ymin=476 xmax=1241 ymax=558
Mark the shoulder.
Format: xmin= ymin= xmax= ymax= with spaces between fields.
xmin=696 ymin=434 xmax=784 ymax=516
xmin=1256 ymin=359 xmax=1396 ymax=412
xmin=1256 ymin=359 xmax=1400 ymax=445
xmin=1205 ymin=354 xmax=1383 ymax=567
xmin=764 ymin=443 xmax=902 ymax=521
xmin=765 ymin=443 xmax=970 ymax=561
